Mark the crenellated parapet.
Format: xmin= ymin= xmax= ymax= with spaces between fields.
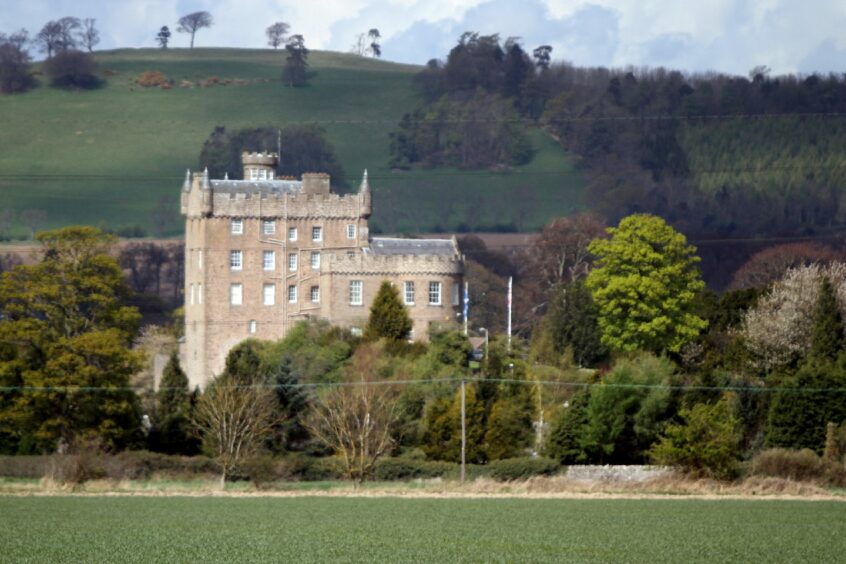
xmin=325 ymin=252 xmax=464 ymax=276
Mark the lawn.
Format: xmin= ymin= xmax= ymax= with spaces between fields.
xmin=1 ymin=496 xmax=843 ymax=562
xmin=0 ymin=48 xmax=584 ymax=237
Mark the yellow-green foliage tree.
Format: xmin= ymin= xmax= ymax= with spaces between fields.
xmin=0 ymin=227 xmax=142 ymax=453
xmin=586 ymin=214 xmax=707 ymax=354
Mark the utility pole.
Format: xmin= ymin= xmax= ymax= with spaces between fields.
xmin=460 ymin=379 xmax=466 ymax=483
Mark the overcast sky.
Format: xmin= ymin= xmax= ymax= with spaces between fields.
xmin=2 ymin=0 xmax=845 ymax=75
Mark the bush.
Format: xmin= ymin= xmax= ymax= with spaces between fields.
xmin=748 ymin=448 xmax=846 ymax=486
xmin=135 ymin=71 xmax=171 ymax=88
xmin=487 ymin=457 xmax=560 ymax=481
xmin=0 ymin=455 xmax=51 ymax=478
xmin=43 ymin=50 xmax=101 ymax=89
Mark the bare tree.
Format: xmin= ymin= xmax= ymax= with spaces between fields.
xmin=192 ymin=373 xmax=277 ymax=488
xmin=265 ymin=22 xmax=289 ymax=49
xmin=78 ymin=18 xmax=99 ymax=52
xmin=177 ymin=11 xmax=213 ymax=49
xmin=35 ymin=18 xmax=79 ymax=57
xmin=350 ymin=33 xmax=367 ymax=56
xmin=19 ymin=209 xmax=47 ymax=240
xmin=306 ymin=344 xmax=401 ymax=484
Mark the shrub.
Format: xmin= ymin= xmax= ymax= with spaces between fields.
xmin=43 ymin=50 xmax=101 ymax=89
xmin=135 ymin=71 xmax=171 ymax=88
xmin=748 ymin=448 xmax=846 ymax=486
xmin=649 ymin=393 xmax=743 ymax=480
xmin=487 ymin=457 xmax=560 ymax=481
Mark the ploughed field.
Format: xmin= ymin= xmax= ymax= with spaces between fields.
xmin=1 ymin=496 xmax=844 ymax=562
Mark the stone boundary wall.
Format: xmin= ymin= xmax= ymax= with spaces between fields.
xmin=565 ymin=465 xmax=675 ymax=482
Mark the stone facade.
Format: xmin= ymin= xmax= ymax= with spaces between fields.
xmin=181 ymin=152 xmax=464 ymax=388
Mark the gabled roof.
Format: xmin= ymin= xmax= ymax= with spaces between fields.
xmin=367 ymin=237 xmax=459 ymax=256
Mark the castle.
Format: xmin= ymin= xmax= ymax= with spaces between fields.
xmin=181 ymin=152 xmax=464 ymax=388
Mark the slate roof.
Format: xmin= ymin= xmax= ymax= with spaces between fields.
xmin=209 ymin=179 xmax=303 ymax=195
xmin=368 ymin=237 xmax=458 ymax=256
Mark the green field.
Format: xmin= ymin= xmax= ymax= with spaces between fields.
xmin=1 ymin=496 xmax=844 ymax=562
xmin=0 ymin=48 xmax=584 ymax=237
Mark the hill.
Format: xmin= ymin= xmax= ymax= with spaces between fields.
xmin=0 ymin=48 xmax=585 ymax=238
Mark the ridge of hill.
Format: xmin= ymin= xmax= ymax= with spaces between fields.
xmin=0 ymin=48 xmax=585 ymax=238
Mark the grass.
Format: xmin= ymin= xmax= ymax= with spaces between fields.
xmin=0 ymin=48 xmax=584 ymax=237
xmin=0 ymin=496 xmax=844 ymax=562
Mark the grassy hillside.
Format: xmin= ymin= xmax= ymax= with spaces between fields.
xmin=0 ymin=48 xmax=584 ymax=237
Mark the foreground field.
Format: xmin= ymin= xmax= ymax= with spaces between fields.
xmin=1 ymin=496 xmax=844 ymax=562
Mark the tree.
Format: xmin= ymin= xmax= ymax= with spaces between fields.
xmin=541 ymin=279 xmax=608 ymax=367
xmin=484 ymin=385 xmax=535 ymax=460
xmin=193 ymin=370 xmax=276 ymax=487
xmin=364 ymin=281 xmax=413 ymax=343
xmin=78 ymin=18 xmax=99 ymax=52
xmin=282 ymin=34 xmax=308 ymax=87
xmin=809 ymin=277 xmax=844 ymax=362
xmin=266 ymin=22 xmax=289 ymax=49
xmin=177 ymin=11 xmax=212 ymax=49
xmin=730 ymin=242 xmax=842 ymax=290
xmin=36 ymin=18 xmax=79 ymax=58
xmin=0 ymin=227 xmax=142 ymax=453
xmin=544 ymin=389 xmax=590 ymax=464
xmin=0 ymin=33 xmax=35 ymax=94
xmin=649 ymin=393 xmax=743 ymax=480
xmin=422 ymin=382 xmax=487 ymax=463
xmin=532 ymin=45 xmax=552 ymax=70
xmin=368 ymin=28 xmax=381 ymax=58
xmin=586 ymin=214 xmax=707 ymax=354
xmin=43 ymin=49 xmax=100 ymax=89
xmin=150 ymin=352 xmax=199 ymax=455
xmin=306 ymin=344 xmax=402 ymax=483
xmin=155 ymin=26 xmax=171 ymax=49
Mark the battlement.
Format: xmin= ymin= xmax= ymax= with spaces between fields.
xmin=241 ymin=151 xmax=278 ymax=166
xmin=325 ymin=251 xmax=464 ymax=276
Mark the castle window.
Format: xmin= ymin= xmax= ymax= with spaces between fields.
xmin=259 ymin=169 xmax=268 ymax=180
xmin=230 ymin=250 xmax=242 ymax=271
xmin=288 ymin=285 xmax=298 ymax=303
xmin=248 ymin=320 xmax=257 ymax=334
xmin=230 ymin=283 xmax=243 ymax=306
xmin=288 ymin=227 xmax=298 ymax=241
xmin=263 ymin=283 xmax=275 ymax=306
xmin=268 ymin=171 xmax=274 ymax=179
xmin=428 ymin=281 xmax=442 ymax=306
xmin=262 ymin=220 xmax=275 ymax=235
xmin=346 ymin=224 xmax=356 ymax=239
xmin=404 ymin=281 xmax=415 ymax=305
xmin=349 ymin=280 xmax=363 ymax=305
xmin=311 ymin=251 xmax=321 ymax=270
xmin=310 ymin=286 xmax=320 ymax=303
xmin=288 ymin=253 xmax=298 ymax=271
xmin=189 ymin=283 xmax=195 ymax=305
xmin=263 ymin=251 xmax=275 ymax=271
xmin=312 ymin=226 xmax=323 ymax=242
xmin=198 ymin=284 xmax=203 ymax=305
xmin=198 ymin=249 xmax=203 ymax=270
xmin=453 ymin=282 xmax=460 ymax=306
xmin=249 ymin=169 xmax=259 ymax=180
xmin=231 ymin=219 xmax=243 ymax=235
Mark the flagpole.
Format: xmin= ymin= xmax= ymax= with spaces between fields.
xmin=507 ymin=276 xmax=512 ymax=352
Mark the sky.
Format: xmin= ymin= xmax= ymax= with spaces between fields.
xmin=2 ymin=0 xmax=845 ymax=75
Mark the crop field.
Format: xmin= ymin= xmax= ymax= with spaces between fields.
xmin=0 ymin=48 xmax=584 ymax=237
xmin=1 ymin=496 xmax=844 ymax=562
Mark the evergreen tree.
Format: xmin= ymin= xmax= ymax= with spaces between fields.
xmin=484 ymin=384 xmax=535 ymax=460
xmin=151 ymin=352 xmax=199 ymax=455
xmin=544 ymin=389 xmax=590 ymax=464
xmin=222 ymin=340 xmax=264 ymax=385
xmin=282 ymin=34 xmax=308 ymax=87
xmin=422 ymin=383 xmax=487 ymax=463
xmin=547 ymin=280 xmax=608 ymax=367
xmin=809 ymin=276 xmax=844 ymax=362
xmin=158 ymin=351 xmax=189 ymax=415
xmin=364 ymin=281 xmax=413 ymax=343
xmin=267 ymin=355 xmax=310 ymax=451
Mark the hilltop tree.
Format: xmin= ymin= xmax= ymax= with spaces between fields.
xmin=0 ymin=227 xmax=143 ymax=453
xmin=156 ymin=26 xmax=171 ymax=49
xmin=586 ymin=214 xmax=707 ymax=354
xmin=368 ymin=28 xmax=381 ymax=58
xmin=177 ymin=11 xmax=212 ymax=49
xmin=364 ymin=281 xmax=413 ymax=343
xmin=282 ymin=34 xmax=308 ymax=87
xmin=36 ymin=18 xmax=80 ymax=58
xmin=78 ymin=18 xmax=99 ymax=52
xmin=532 ymin=45 xmax=552 ymax=70
xmin=266 ymin=22 xmax=289 ymax=49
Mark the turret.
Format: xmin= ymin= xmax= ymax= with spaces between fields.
xmin=242 ymin=151 xmax=278 ymax=180
xmin=360 ymin=169 xmax=372 ymax=218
